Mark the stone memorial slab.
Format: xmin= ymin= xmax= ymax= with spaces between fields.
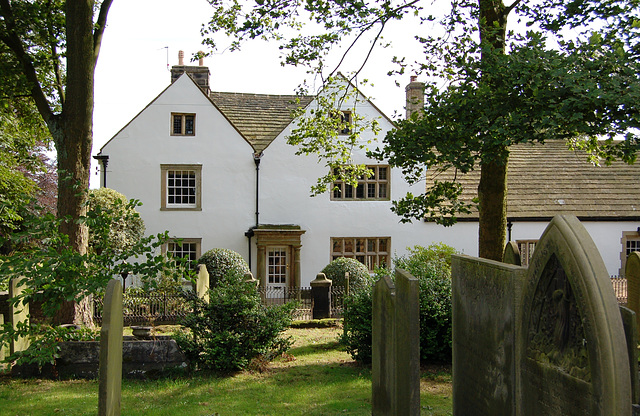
xmin=9 ymin=278 xmax=29 ymax=354
xmin=519 ymin=215 xmax=630 ymax=415
xmin=452 ymin=255 xmax=526 ymax=416
xmin=627 ymin=252 xmax=640 ymax=332
xmin=503 ymin=241 xmax=522 ymax=266
xmin=0 ymin=313 xmax=6 ymax=371
xmin=372 ymin=269 xmax=419 ymax=416
xmin=620 ymin=306 xmax=639 ymax=405
xmin=196 ymin=264 xmax=209 ymax=302
xmin=98 ymin=279 xmax=123 ymax=416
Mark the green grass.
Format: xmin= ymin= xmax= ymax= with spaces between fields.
xmin=0 ymin=327 xmax=452 ymax=415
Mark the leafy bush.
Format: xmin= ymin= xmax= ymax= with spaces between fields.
xmin=175 ymin=271 xmax=295 ymax=373
xmin=197 ymin=248 xmax=250 ymax=287
xmin=87 ymin=188 xmax=145 ymax=255
xmin=321 ymin=257 xmax=371 ymax=291
xmin=340 ymin=243 xmax=457 ymax=364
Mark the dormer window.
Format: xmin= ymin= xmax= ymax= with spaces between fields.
xmin=172 ymin=113 xmax=195 ymax=136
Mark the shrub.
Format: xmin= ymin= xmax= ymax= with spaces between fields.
xmin=340 ymin=243 xmax=457 ymax=364
xmin=321 ymin=257 xmax=371 ymax=291
xmin=197 ymin=248 xmax=250 ymax=286
xmin=175 ymin=271 xmax=295 ymax=373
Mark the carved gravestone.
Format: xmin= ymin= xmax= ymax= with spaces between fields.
xmin=627 ymin=252 xmax=640 ymax=333
xmin=372 ymin=269 xmax=420 ymax=416
xmin=520 ymin=215 xmax=630 ymax=415
xmin=620 ymin=306 xmax=639 ymax=405
xmin=196 ymin=264 xmax=210 ymax=302
xmin=503 ymin=241 xmax=522 ymax=266
xmin=98 ymin=279 xmax=123 ymax=416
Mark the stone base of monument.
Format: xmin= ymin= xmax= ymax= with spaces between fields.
xmin=11 ymin=336 xmax=187 ymax=379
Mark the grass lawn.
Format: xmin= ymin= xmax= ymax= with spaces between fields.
xmin=0 ymin=327 xmax=452 ymax=415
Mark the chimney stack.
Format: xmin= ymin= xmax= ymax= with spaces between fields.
xmin=198 ymin=51 xmax=204 ymax=66
xmin=405 ymin=76 xmax=425 ymax=119
xmin=170 ymin=49 xmax=210 ymax=95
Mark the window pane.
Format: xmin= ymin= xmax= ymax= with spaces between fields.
xmin=367 ymin=239 xmax=376 ymax=252
xmin=332 ymin=239 xmax=343 ymax=253
xmin=333 ymin=185 xmax=342 ymax=199
xmin=378 ymin=167 xmax=387 ymax=180
xmin=356 ymin=238 xmax=365 ymax=253
xmin=379 ymin=238 xmax=388 ymax=252
xmin=344 ymin=239 xmax=354 ymax=253
xmin=356 ymin=184 xmax=364 ymax=198
xmin=379 ymin=183 xmax=387 ymax=198
xmin=185 ymin=115 xmax=194 ymax=135
xmin=173 ymin=115 xmax=182 ymax=134
xmin=345 ymin=184 xmax=353 ymax=198
xmin=367 ymin=183 xmax=376 ymax=198
xmin=356 ymin=255 xmax=365 ymax=264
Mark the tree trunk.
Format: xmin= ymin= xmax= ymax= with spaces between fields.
xmin=477 ymin=157 xmax=508 ymax=261
xmin=52 ymin=0 xmax=96 ymax=325
xmin=476 ymin=0 xmax=509 ymax=259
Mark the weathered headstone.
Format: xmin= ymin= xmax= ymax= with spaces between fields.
xmin=196 ymin=264 xmax=209 ymax=302
xmin=9 ymin=278 xmax=29 ymax=354
xmin=453 ymin=215 xmax=633 ymax=415
xmin=372 ymin=268 xmax=420 ymax=416
xmin=452 ymin=255 xmax=526 ymax=415
xmin=310 ymin=273 xmax=332 ymax=319
xmin=626 ymin=252 xmax=640 ymax=332
xmin=520 ymin=215 xmax=630 ymax=415
xmin=98 ymin=279 xmax=123 ymax=416
xmin=0 ymin=313 xmax=6 ymax=371
xmin=503 ymin=241 xmax=522 ymax=266
xmin=620 ymin=306 xmax=639 ymax=405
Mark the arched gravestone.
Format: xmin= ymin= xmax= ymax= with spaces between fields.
xmin=503 ymin=241 xmax=522 ymax=266
xmin=519 ymin=215 xmax=631 ymax=415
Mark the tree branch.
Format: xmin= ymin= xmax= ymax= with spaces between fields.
xmin=93 ymin=0 xmax=114 ymax=65
xmin=0 ymin=0 xmax=55 ymax=125
xmin=46 ymin=0 xmax=65 ymax=105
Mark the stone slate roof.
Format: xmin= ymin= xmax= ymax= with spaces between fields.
xmin=430 ymin=140 xmax=640 ymax=220
xmin=210 ymin=92 xmax=314 ymax=153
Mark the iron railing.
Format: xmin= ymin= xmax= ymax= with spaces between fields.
xmin=611 ymin=275 xmax=627 ymax=305
xmin=94 ymin=285 xmax=347 ymax=324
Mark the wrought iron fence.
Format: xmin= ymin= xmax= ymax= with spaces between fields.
xmin=93 ymin=292 xmax=190 ymax=325
xmin=611 ymin=275 xmax=627 ymax=305
xmin=94 ymin=285 xmax=348 ymax=324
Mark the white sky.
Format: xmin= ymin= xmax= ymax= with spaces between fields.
xmin=91 ymin=0 xmax=436 ymax=187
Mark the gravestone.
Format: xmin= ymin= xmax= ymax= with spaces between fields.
xmin=620 ymin=306 xmax=639 ymax=405
xmin=0 ymin=313 xmax=5 ymax=371
xmin=196 ymin=264 xmax=209 ymax=302
xmin=98 ymin=279 xmax=123 ymax=416
xmin=503 ymin=241 xmax=522 ymax=266
xmin=372 ymin=268 xmax=420 ymax=416
xmin=520 ymin=215 xmax=630 ymax=415
xmin=452 ymin=255 xmax=526 ymax=415
xmin=626 ymin=252 xmax=640 ymax=332
xmin=452 ymin=215 xmax=632 ymax=415
xmin=9 ymin=278 xmax=29 ymax=354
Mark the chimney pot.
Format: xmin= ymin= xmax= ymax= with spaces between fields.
xmin=410 ymin=75 xmax=417 ymax=82
xmin=178 ymin=50 xmax=184 ymax=66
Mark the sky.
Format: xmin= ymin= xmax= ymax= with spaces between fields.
xmin=91 ymin=0 xmax=432 ymax=187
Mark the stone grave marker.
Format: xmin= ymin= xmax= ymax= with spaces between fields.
xmin=626 ymin=252 xmax=640 ymax=332
xmin=98 ymin=279 xmax=123 ymax=416
xmin=620 ymin=306 xmax=639 ymax=405
xmin=372 ymin=268 xmax=419 ymax=416
xmin=452 ymin=254 xmax=526 ymax=415
xmin=196 ymin=264 xmax=210 ymax=302
xmin=519 ymin=215 xmax=630 ymax=415
xmin=503 ymin=241 xmax=522 ymax=266
xmin=0 ymin=313 xmax=6 ymax=371
xmin=9 ymin=278 xmax=29 ymax=354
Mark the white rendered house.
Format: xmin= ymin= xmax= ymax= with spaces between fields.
xmin=95 ymin=61 xmax=433 ymax=289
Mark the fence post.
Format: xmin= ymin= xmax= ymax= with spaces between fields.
xmin=310 ymin=273 xmax=332 ymax=319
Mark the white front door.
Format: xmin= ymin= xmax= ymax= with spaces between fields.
xmin=266 ymin=246 xmax=289 ymax=297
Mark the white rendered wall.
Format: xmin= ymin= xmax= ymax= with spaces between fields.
xmin=100 ymin=75 xmax=257 ymax=274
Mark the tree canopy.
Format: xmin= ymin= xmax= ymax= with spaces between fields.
xmin=203 ymin=0 xmax=640 ymax=260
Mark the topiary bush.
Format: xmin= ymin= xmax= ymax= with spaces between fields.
xmin=340 ymin=243 xmax=457 ymax=364
xmin=175 ymin=271 xmax=295 ymax=373
xmin=197 ymin=248 xmax=250 ymax=287
xmin=321 ymin=257 xmax=371 ymax=291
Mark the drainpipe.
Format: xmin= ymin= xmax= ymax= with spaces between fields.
xmin=245 ymin=151 xmax=263 ymax=273
xmin=93 ymin=154 xmax=109 ymax=188
xmin=507 ymin=220 xmax=513 ymax=242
